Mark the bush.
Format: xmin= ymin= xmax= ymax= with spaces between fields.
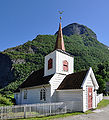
xmin=0 ymin=94 xmax=13 ymax=106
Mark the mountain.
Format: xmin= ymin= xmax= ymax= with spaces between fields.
xmin=55 ymin=23 xmax=97 ymax=39
xmin=0 ymin=23 xmax=109 ymax=94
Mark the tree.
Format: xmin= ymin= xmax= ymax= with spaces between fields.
xmin=96 ymin=75 xmax=106 ymax=93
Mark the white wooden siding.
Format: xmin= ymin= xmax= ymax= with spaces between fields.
xmin=14 ymin=93 xmax=20 ymax=104
xmin=56 ymin=51 xmax=74 ymax=75
xmin=19 ymin=86 xmax=51 ymax=105
xmin=50 ymin=73 xmax=66 ymax=102
xmin=44 ymin=50 xmax=56 ymax=76
xmin=82 ymin=73 xmax=96 ymax=112
xmin=44 ymin=50 xmax=74 ymax=76
xmin=56 ymin=90 xmax=83 ymax=102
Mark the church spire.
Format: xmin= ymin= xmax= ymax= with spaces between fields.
xmin=55 ymin=11 xmax=65 ymax=51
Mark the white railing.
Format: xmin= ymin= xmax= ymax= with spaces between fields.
xmin=96 ymin=93 xmax=103 ymax=104
xmin=0 ymin=101 xmax=81 ymax=119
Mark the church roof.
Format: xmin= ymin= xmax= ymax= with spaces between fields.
xmin=57 ymin=70 xmax=88 ymax=90
xmin=15 ymin=68 xmax=53 ymax=92
xmin=55 ymin=23 xmax=65 ymax=51
xmin=15 ymin=68 xmax=88 ymax=92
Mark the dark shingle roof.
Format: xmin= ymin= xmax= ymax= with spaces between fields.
xmin=15 ymin=68 xmax=53 ymax=92
xmin=57 ymin=70 xmax=88 ymax=90
xmin=15 ymin=68 xmax=88 ymax=93
xmin=14 ymin=88 xmax=20 ymax=93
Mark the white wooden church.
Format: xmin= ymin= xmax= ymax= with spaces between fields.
xmin=14 ymin=21 xmax=100 ymax=112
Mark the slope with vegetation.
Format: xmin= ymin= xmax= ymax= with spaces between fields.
xmin=0 ymin=23 xmax=109 ymax=97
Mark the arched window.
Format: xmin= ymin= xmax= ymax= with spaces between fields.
xmin=16 ymin=94 xmax=18 ymax=99
xmin=63 ymin=60 xmax=68 ymax=72
xmin=40 ymin=89 xmax=46 ymax=101
xmin=24 ymin=90 xmax=27 ymax=99
xmin=48 ymin=58 xmax=53 ymax=70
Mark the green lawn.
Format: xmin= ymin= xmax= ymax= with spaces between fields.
xmin=12 ymin=112 xmax=84 ymax=120
xmin=11 ymin=99 xmax=109 ymax=120
xmin=96 ymin=99 xmax=109 ymax=109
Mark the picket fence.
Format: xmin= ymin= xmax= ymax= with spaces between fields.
xmin=96 ymin=93 xmax=103 ymax=104
xmin=0 ymin=101 xmax=82 ymax=119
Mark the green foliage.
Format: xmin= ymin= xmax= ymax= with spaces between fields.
xmin=0 ymin=94 xmax=13 ymax=106
xmin=96 ymin=75 xmax=106 ymax=93
xmin=95 ymin=63 xmax=109 ymax=93
xmin=1 ymin=32 xmax=109 ymax=94
xmin=97 ymin=99 xmax=109 ymax=109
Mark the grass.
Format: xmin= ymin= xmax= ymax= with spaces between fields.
xmin=12 ymin=112 xmax=84 ymax=120
xmin=96 ymin=99 xmax=109 ymax=109
xmin=9 ymin=99 xmax=109 ymax=120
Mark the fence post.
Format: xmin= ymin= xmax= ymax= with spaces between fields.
xmin=49 ymin=104 xmax=51 ymax=115
xmin=65 ymin=103 xmax=67 ymax=113
xmin=1 ymin=106 xmax=3 ymax=119
xmin=29 ymin=105 xmax=31 ymax=116
xmin=24 ymin=105 xmax=27 ymax=118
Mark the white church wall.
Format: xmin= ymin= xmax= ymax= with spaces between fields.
xmin=50 ymin=73 xmax=66 ymax=102
xmin=44 ymin=50 xmax=74 ymax=76
xmin=56 ymin=51 xmax=74 ymax=75
xmin=56 ymin=90 xmax=83 ymax=102
xmin=56 ymin=90 xmax=83 ymax=111
xmin=44 ymin=51 xmax=56 ymax=76
xmin=20 ymin=85 xmax=51 ymax=105
xmin=82 ymin=73 xmax=96 ymax=112
xmin=93 ymin=90 xmax=97 ymax=109
xmin=14 ymin=93 xmax=20 ymax=105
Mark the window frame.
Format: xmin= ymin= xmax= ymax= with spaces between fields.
xmin=48 ymin=58 xmax=53 ymax=70
xmin=16 ymin=94 xmax=18 ymax=99
xmin=63 ymin=60 xmax=68 ymax=72
xmin=24 ymin=90 xmax=28 ymax=99
xmin=40 ymin=89 xmax=46 ymax=101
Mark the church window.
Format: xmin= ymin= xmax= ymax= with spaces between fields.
xmin=40 ymin=89 xmax=46 ymax=101
xmin=48 ymin=58 xmax=53 ymax=70
xmin=63 ymin=60 xmax=68 ymax=71
xmin=16 ymin=94 xmax=18 ymax=99
xmin=24 ymin=90 xmax=27 ymax=99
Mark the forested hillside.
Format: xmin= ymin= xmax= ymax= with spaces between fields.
xmin=0 ymin=23 xmax=109 ymax=95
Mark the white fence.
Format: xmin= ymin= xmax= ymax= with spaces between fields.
xmin=0 ymin=101 xmax=81 ymax=119
xmin=96 ymin=93 xmax=103 ymax=104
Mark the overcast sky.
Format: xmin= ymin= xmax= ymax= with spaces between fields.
xmin=0 ymin=0 xmax=109 ymax=51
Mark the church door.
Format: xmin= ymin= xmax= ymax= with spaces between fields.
xmin=88 ymin=87 xmax=92 ymax=109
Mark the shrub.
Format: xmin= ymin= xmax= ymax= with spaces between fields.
xmin=0 ymin=94 xmax=13 ymax=106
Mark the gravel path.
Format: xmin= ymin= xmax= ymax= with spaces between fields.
xmin=53 ymin=97 xmax=109 ymax=120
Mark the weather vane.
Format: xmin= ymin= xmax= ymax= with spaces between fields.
xmin=58 ymin=10 xmax=64 ymax=22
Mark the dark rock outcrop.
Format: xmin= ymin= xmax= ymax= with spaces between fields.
xmin=55 ymin=23 xmax=97 ymax=39
xmin=0 ymin=53 xmax=14 ymax=88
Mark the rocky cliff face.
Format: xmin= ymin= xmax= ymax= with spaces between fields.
xmin=0 ymin=53 xmax=14 ymax=88
xmin=55 ymin=23 xmax=97 ymax=39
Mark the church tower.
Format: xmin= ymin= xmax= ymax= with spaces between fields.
xmin=44 ymin=20 xmax=74 ymax=76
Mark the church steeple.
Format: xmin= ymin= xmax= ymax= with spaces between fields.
xmin=55 ymin=12 xmax=65 ymax=51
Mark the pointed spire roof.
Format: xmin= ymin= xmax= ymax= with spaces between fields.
xmin=55 ymin=22 xmax=65 ymax=51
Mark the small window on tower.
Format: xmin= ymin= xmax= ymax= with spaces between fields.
xmin=63 ymin=60 xmax=68 ymax=72
xmin=48 ymin=58 xmax=53 ymax=70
